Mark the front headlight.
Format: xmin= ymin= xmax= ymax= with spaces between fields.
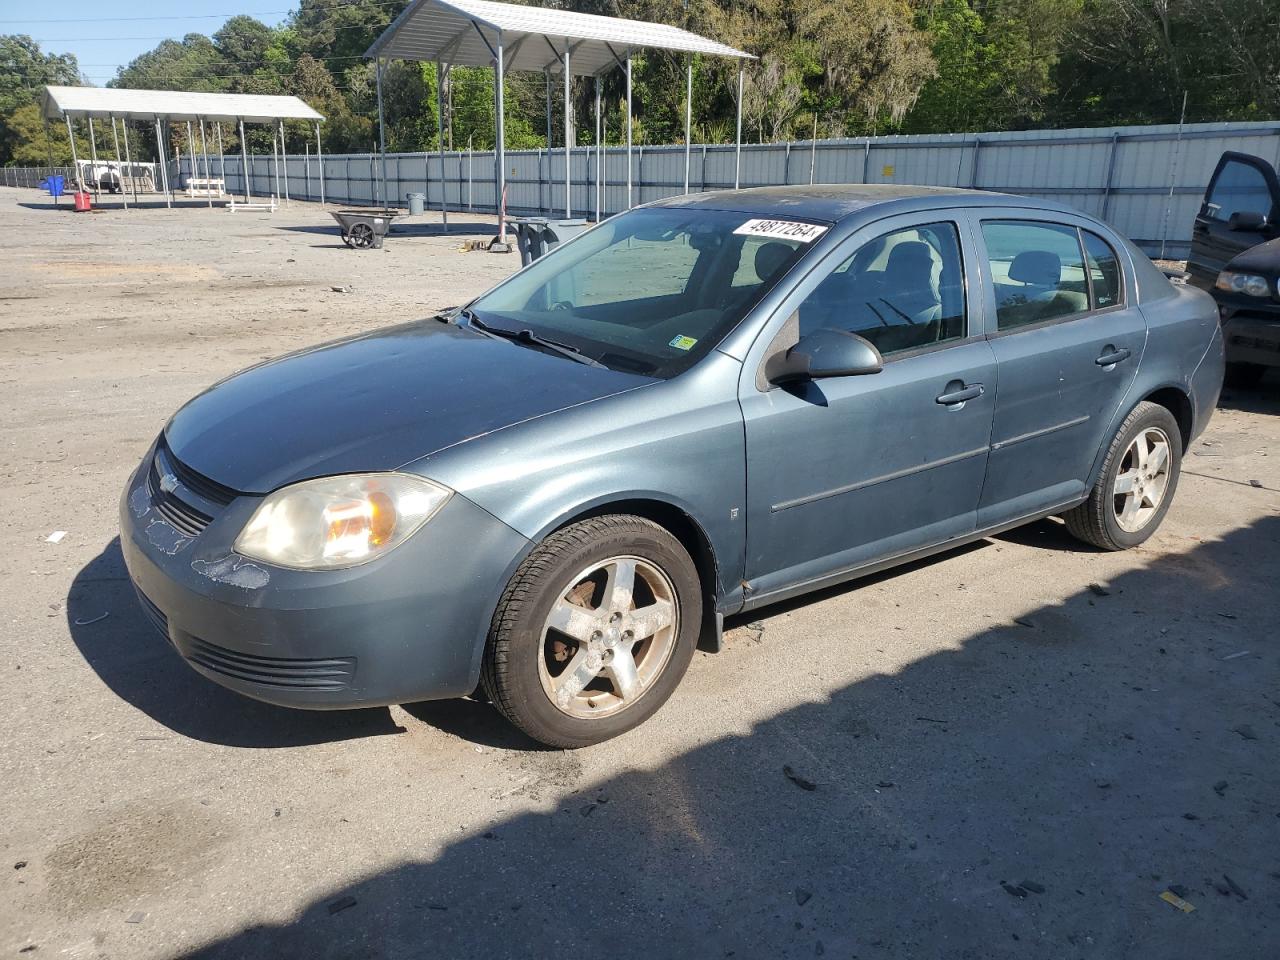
xmin=1215 ymin=271 xmax=1272 ymax=297
xmin=234 ymin=473 xmax=452 ymax=569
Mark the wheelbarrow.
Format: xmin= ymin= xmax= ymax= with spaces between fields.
xmin=331 ymin=209 xmax=397 ymax=249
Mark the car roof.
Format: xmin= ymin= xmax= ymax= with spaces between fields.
xmin=647 ymin=183 xmax=1084 ymax=224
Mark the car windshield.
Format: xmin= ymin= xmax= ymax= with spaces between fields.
xmin=467 ymin=207 xmax=823 ymax=378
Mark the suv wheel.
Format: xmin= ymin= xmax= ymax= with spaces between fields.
xmin=482 ymin=515 xmax=701 ymax=748
xmin=1064 ymin=401 xmax=1183 ymax=551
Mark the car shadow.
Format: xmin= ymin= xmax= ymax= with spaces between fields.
xmin=1217 ymin=373 xmax=1280 ymax=415
xmin=180 ymin=516 xmax=1280 ymax=958
xmin=66 ymin=538 xmax=405 ymax=748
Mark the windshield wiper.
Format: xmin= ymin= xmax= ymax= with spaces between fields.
xmin=468 ymin=315 xmax=605 ymax=368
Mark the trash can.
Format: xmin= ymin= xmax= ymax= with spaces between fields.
xmin=508 ymin=217 xmax=591 ymax=266
xmin=73 ymin=191 xmax=92 ymax=212
xmin=46 ymin=175 xmax=65 ymax=198
xmin=406 ymin=192 xmax=426 ymax=216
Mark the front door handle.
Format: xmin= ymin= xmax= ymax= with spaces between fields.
xmin=1096 ymin=346 xmax=1132 ymax=367
xmin=936 ymin=382 xmax=984 ymax=406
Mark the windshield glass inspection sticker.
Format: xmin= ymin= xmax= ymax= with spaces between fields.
xmin=669 ymin=335 xmax=698 ymax=351
xmin=733 ymin=218 xmax=829 ymax=243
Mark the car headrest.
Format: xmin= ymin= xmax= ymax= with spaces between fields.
xmin=754 ymin=241 xmax=794 ymax=283
xmin=1009 ymin=250 xmax=1061 ymax=286
xmin=883 ymin=241 xmax=934 ymax=287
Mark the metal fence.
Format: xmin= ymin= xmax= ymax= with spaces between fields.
xmin=8 ymin=120 xmax=1280 ymax=256
xmin=1 ymin=165 xmax=73 ymax=188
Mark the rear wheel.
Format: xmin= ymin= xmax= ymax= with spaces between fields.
xmin=482 ymin=515 xmax=701 ymax=748
xmin=1064 ymin=401 xmax=1182 ymax=550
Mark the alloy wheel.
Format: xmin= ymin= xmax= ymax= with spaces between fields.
xmin=537 ymin=555 xmax=679 ymax=719
xmin=1112 ymin=426 xmax=1172 ymax=533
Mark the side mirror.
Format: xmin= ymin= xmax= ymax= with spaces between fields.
xmin=1227 ymin=210 xmax=1268 ymax=232
xmin=767 ymin=328 xmax=883 ymax=384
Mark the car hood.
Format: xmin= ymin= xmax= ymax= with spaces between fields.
xmin=164 ymin=320 xmax=654 ymax=493
xmin=1226 ymin=236 xmax=1280 ymax=275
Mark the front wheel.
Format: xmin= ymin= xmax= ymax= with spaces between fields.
xmin=1064 ymin=401 xmax=1182 ymax=551
xmin=481 ymin=515 xmax=701 ymax=748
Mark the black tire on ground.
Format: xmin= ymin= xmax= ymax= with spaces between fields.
xmin=1063 ymin=401 xmax=1183 ymax=551
xmin=1224 ymin=362 xmax=1266 ymax=389
xmin=481 ymin=515 xmax=702 ymax=748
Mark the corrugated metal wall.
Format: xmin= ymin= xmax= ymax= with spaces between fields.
xmin=169 ymin=120 xmax=1280 ymax=257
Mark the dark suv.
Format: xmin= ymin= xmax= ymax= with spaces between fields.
xmin=1187 ymin=151 xmax=1280 ymax=387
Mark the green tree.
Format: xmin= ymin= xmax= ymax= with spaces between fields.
xmin=0 ymin=35 xmax=80 ymax=164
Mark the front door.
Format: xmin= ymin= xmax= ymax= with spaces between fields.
xmin=1188 ymin=152 xmax=1280 ymax=290
xmin=740 ymin=215 xmax=996 ymax=600
xmin=975 ymin=217 xmax=1147 ymax=526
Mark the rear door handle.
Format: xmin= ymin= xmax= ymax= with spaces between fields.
xmin=936 ymin=382 xmax=984 ymax=405
xmin=1096 ymin=347 xmax=1132 ymax=367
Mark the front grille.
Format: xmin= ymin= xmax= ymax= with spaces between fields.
xmin=134 ymin=588 xmax=170 ymax=639
xmin=163 ymin=445 xmax=237 ymax=506
xmin=145 ymin=443 xmax=239 ymax=537
xmin=186 ymin=638 xmax=356 ymax=692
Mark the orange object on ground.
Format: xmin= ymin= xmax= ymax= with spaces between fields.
xmin=73 ymin=191 xmax=92 ymax=212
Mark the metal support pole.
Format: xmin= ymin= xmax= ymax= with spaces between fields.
xmin=625 ymin=55 xmax=633 ymax=209
xmin=153 ymin=119 xmax=171 ymax=207
xmin=215 ymin=122 xmax=225 ymax=194
xmin=375 ymin=57 xmax=388 ymax=211
xmin=467 ymin=133 xmax=473 ymax=210
xmin=734 ymin=66 xmax=744 ymax=190
xmin=494 ymin=34 xmax=507 ymax=238
xmin=594 ymin=75 xmax=602 ymax=221
xmin=304 ymin=142 xmax=311 ymax=201
xmin=315 ymin=123 xmax=325 ymax=206
xmin=43 ymin=118 xmax=60 ymax=207
xmin=544 ymin=69 xmax=552 ymax=214
xmin=198 ymin=119 xmax=212 ymax=208
xmin=809 ymin=114 xmax=817 ymax=185
xmin=684 ymin=59 xmax=692 ymax=194
xmin=564 ymin=39 xmax=572 ymax=218
xmin=437 ymin=61 xmax=449 ymax=231
xmin=279 ymin=120 xmax=290 ymax=205
xmin=122 ymin=120 xmax=138 ymax=205
xmin=87 ymin=117 xmax=100 ymax=200
xmin=239 ymin=118 xmax=251 ymax=202
xmin=185 ymin=120 xmax=197 ymax=201
xmin=110 ymin=115 xmax=127 ymax=210
xmin=65 ymin=114 xmax=81 ymax=193
xmin=1100 ymin=132 xmax=1120 ymax=221
xmin=272 ymin=127 xmax=282 ymax=202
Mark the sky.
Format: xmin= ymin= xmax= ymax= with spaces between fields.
xmin=3 ymin=0 xmax=292 ymax=85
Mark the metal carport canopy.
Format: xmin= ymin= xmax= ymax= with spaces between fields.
xmin=42 ymin=86 xmax=324 ymax=124
xmin=365 ymin=0 xmax=751 ymax=75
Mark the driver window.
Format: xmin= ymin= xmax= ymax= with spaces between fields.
xmin=797 ymin=222 xmax=967 ymax=356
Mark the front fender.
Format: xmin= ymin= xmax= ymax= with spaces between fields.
xmin=410 ymin=352 xmax=750 ymax=608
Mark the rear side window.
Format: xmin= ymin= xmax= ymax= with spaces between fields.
xmin=1205 ymin=160 xmax=1273 ymax=223
xmin=982 ymin=220 xmax=1089 ymax=330
xmin=1082 ymin=231 xmax=1123 ymax=308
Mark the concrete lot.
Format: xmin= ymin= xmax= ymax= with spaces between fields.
xmin=1 ymin=189 xmax=1278 ymax=959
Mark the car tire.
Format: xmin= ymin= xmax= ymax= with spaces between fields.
xmin=1224 ymin=362 xmax=1266 ymax=389
xmin=481 ymin=515 xmax=702 ymax=748
xmin=1064 ymin=401 xmax=1183 ymax=551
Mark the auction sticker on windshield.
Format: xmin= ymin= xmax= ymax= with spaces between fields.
xmin=733 ymin=219 xmax=829 ymax=243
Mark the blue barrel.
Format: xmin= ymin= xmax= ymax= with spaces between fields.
xmin=47 ymin=175 xmax=65 ymax=198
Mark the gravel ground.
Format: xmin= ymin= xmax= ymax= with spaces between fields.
xmin=2 ymin=189 xmax=1278 ymax=960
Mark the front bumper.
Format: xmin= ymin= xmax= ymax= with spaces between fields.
xmin=1212 ymin=289 xmax=1280 ymax=367
xmin=1221 ymin=309 xmax=1280 ymax=367
xmin=119 ymin=446 xmax=532 ymax=709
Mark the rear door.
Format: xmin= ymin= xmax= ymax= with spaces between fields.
xmin=1188 ymin=152 xmax=1280 ymax=289
xmin=975 ymin=215 xmax=1147 ymax=527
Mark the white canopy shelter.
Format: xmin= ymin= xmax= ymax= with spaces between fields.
xmin=366 ymin=0 xmax=752 ymax=239
xmin=41 ymin=85 xmax=326 ymax=210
